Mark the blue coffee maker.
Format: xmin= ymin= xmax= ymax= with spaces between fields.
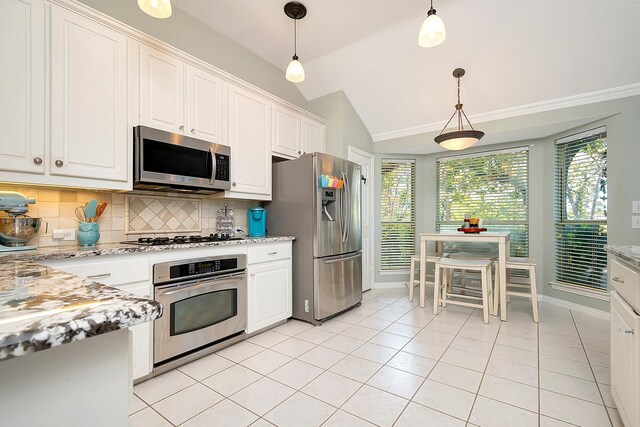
xmin=248 ymin=207 xmax=266 ymax=237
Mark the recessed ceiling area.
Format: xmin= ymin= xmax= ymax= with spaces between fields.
xmin=172 ymin=0 xmax=640 ymax=151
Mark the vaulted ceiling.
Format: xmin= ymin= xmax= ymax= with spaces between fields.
xmin=173 ymin=0 xmax=640 ymax=152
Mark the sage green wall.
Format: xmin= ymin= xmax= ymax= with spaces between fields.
xmin=307 ymin=91 xmax=374 ymax=157
xmin=77 ymin=0 xmax=308 ymax=107
xmin=374 ymin=95 xmax=640 ymax=312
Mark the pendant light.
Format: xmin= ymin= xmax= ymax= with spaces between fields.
xmin=435 ymin=68 xmax=484 ymax=151
xmin=418 ymin=0 xmax=446 ymax=48
xmin=138 ymin=0 xmax=172 ymax=19
xmin=284 ymin=2 xmax=307 ymax=83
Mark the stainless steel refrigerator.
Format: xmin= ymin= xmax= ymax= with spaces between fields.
xmin=267 ymin=153 xmax=362 ymax=325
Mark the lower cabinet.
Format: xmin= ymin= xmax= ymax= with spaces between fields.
xmin=247 ymin=251 xmax=292 ymax=334
xmin=611 ymin=290 xmax=640 ymax=427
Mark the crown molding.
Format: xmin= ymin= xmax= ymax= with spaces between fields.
xmin=372 ymin=82 xmax=640 ymax=142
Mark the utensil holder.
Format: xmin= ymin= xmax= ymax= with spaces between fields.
xmin=77 ymin=222 xmax=100 ymax=246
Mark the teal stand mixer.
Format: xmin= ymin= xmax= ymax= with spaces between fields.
xmin=0 ymin=191 xmax=43 ymax=252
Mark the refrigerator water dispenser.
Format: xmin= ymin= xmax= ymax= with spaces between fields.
xmin=321 ymin=189 xmax=337 ymax=221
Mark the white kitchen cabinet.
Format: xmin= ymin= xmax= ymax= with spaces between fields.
xmin=139 ymin=44 xmax=186 ymax=134
xmin=611 ymin=290 xmax=639 ymax=427
xmin=301 ymin=116 xmax=325 ymax=155
xmin=49 ymin=6 xmax=129 ymax=182
xmin=0 ymin=0 xmax=45 ymax=175
xmin=187 ymin=66 xmax=225 ymax=144
xmin=225 ymin=84 xmax=272 ymax=200
xmin=140 ymin=45 xmax=225 ymax=144
xmin=246 ymin=243 xmax=293 ymax=334
xmin=43 ymin=256 xmax=153 ymax=381
xmin=272 ymin=104 xmax=301 ymax=158
xmin=272 ymin=105 xmax=326 ymax=159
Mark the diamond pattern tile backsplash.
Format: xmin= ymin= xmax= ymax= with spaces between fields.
xmin=0 ymin=184 xmax=259 ymax=247
xmin=126 ymin=195 xmax=201 ymax=234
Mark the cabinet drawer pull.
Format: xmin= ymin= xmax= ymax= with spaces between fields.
xmin=191 ymin=128 xmax=196 ymax=134
xmin=268 ymin=252 xmax=278 ymax=255
xmin=87 ymin=273 xmax=112 ymax=280
xmin=612 ymin=276 xmax=625 ymax=284
xmin=55 ymin=159 xmax=64 ymax=167
xmin=620 ymin=328 xmax=635 ymax=335
xmin=33 ymin=157 xmax=43 ymax=165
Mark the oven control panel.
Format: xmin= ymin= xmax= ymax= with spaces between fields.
xmin=154 ymin=254 xmax=246 ymax=285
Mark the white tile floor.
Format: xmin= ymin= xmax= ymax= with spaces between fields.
xmin=130 ymin=287 xmax=620 ymax=427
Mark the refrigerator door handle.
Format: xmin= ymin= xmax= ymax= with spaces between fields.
xmin=341 ymin=171 xmax=348 ymax=243
xmin=323 ymin=252 xmax=361 ymax=264
xmin=344 ymin=172 xmax=350 ymax=243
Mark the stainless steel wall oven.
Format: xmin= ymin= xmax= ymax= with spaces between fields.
xmin=153 ymin=255 xmax=246 ymax=367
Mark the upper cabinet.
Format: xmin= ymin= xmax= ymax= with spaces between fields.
xmin=272 ymin=104 xmax=326 ymax=159
xmin=301 ymin=116 xmax=326 ymax=155
xmin=225 ymin=85 xmax=272 ymax=200
xmin=0 ymin=0 xmax=45 ymax=175
xmin=50 ymin=6 xmax=129 ymax=182
xmin=139 ymin=45 xmax=225 ymax=144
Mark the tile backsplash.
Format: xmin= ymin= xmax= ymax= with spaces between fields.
xmin=0 ymin=185 xmax=259 ymax=247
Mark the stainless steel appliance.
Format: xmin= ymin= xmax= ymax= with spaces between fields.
xmin=122 ymin=234 xmax=243 ymax=246
xmin=134 ymin=125 xmax=231 ymax=194
xmin=153 ymin=254 xmax=246 ymax=367
xmin=267 ymin=153 xmax=362 ymax=325
xmin=0 ymin=192 xmax=46 ymax=252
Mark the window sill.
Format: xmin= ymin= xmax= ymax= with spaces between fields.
xmin=549 ymin=282 xmax=610 ymax=301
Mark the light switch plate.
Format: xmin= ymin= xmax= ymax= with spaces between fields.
xmin=633 ymin=201 xmax=640 ymax=214
xmin=633 ymin=216 xmax=640 ymax=229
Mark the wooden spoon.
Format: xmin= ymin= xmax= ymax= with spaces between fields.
xmin=94 ymin=202 xmax=107 ymax=221
xmin=75 ymin=206 xmax=86 ymax=222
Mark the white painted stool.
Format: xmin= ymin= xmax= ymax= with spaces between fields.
xmin=408 ymin=253 xmax=443 ymax=306
xmin=434 ymin=257 xmax=494 ymax=324
xmin=493 ymin=257 xmax=538 ymax=322
xmin=446 ymin=252 xmax=498 ymax=314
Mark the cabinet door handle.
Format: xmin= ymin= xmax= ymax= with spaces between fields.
xmin=232 ymin=182 xmax=236 ymax=187
xmin=191 ymin=128 xmax=196 ymax=134
xmin=33 ymin=157 xmax=43 ymax=165
xmin=87 ymin=273 xmax=112 ymax=280
xmin=55 ymin=159 xmax=64 ymax=167
xmin=620 ymin=328 xmax=635 ymax=335
xmin=268 ymin=252 xmax=278 ymax=255
xmin=179 ymin=125 xmax=185 ymax=132
xmin=298 ymin=151 xmax=301 ymax=154
xmin=612 ymin=276 xmax=625 ymax=284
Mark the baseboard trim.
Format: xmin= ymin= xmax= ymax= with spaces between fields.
xmin=373 ymin=282 xmax=407 ymax=289
xmin=538 ymin=295 xmax=610 ymax=320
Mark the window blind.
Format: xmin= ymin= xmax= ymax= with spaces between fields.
xmin=554 ymin=127 xmax=607 ymax=290
xmin=380 ymin=159 xmax=416 ymax=270
xmin=436 ymin=147 xmax=529 ymax=258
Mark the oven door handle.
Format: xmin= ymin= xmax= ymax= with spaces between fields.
xmin=156 ymin=272 xmax=246 ymax=297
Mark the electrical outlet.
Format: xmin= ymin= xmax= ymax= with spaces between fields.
xmin=633 ymin=201 xmax=640 ymax=214
xmin=52 ymin=229 xmax=76 ymax=240
xmin=633 ymin=216 xmax=640 ymax=229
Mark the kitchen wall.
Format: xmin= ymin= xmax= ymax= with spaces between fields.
xmin=373 ymin=95 xmax=640 ymax=312
xmin=308 ymin=90 xmax=375 ymax=157
xmin=0 ymin=184 xmax=256 ymax=248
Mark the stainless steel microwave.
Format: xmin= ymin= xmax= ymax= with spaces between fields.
xmin=134 ymin=125 xmax=231 ymax=194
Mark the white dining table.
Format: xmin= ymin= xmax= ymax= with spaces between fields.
xmin=419 ymin=231 xmax=511 ymax=321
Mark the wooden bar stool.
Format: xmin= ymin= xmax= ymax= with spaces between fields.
xmin=434 ymin=257 xmax=493 ymax=324
xmin=408 ymin=252 xmax=443 ymax=303
xmin=493 ymin=257 xmax=538 ymax=322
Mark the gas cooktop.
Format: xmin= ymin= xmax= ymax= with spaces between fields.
xmin=121 ymin=234 xmax=243 ymax=246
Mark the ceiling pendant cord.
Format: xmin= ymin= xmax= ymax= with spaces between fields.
xmin=293 ymin=18 xmax=298 ymax=61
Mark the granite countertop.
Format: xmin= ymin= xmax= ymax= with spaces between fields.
xmin=8 ymin=236 xmax=296 ymax=262
xmin=0 ymin=259 xmax=162 ymax=361
xmin=0 ymin=236 xmax=294 ymax=361
xmin=605 ymin=245 xmax=640 ymax=269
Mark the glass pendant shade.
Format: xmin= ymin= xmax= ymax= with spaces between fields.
xmin=435 ymin=130 xmax=484 ymax=150
xmin=418 ymin=11 xmax=446 ymax=47
xmin=286 ymin=57 xmax=305 ymax=83
xmin=138 ymin=0 xmax=172 ymax=19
